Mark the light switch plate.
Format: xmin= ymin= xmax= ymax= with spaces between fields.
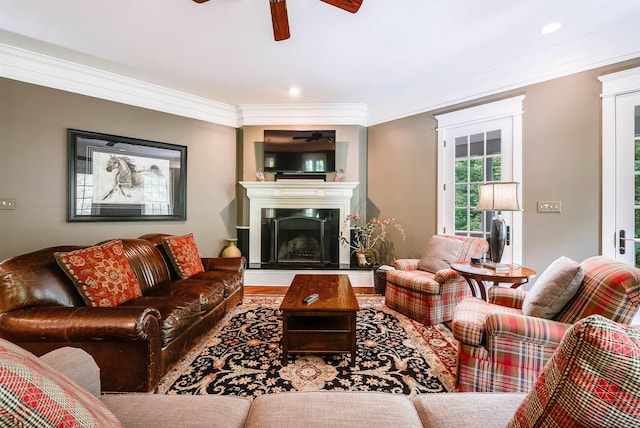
xmin=0 ymin=199 xmax=16 ymax=210
xmin=537 ymin=201 xmax=561 ymax=213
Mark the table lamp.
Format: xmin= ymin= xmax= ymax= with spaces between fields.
xmin=476 ymin=182 xmax=521 ymax=263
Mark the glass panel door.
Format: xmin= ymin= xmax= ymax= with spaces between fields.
xmin=454 ymin=130 xmax=502 ymax=240
xmin=436 ymin=96 xmax=524 ymax=264
xmin=615 ymin=92 xmax=640 ymax=267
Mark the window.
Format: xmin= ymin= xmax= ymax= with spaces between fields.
xmin=436 ymin=96 xmax=524 ymax=263
xmin=454 ymin=130 xmax=502 ymax=237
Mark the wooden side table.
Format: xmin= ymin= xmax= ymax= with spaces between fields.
xmin=450 ymin=263 xmax=536 ymax=301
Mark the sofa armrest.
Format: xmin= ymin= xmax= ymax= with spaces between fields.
xmin=433 ymin=268 xmax=460 ymax=284
xmin=40 ymin=347 xmax=102 ymax=398
xmin=0 ymin=306 xmax=161 ymax=342
xmin=486 ymin=312 xmax=572 ymax=346
xmin=392 ymin=259 xmax=420 ymax=271
xmin=488 ymin=287 xmax=527 ymax=309
xmin=1 ymin=306 xmax=163 ymax=392
xmin=202 ymin=256 xmax=246 ymax=273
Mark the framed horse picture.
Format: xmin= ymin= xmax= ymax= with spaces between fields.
xmin=67 ymin=129 xmax=187 ymax=221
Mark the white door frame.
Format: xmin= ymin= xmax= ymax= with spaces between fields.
xmin=599 ymin=67 xmax=640 ymax=258
xmin=436 ymin=95 xmax=524 ymax=264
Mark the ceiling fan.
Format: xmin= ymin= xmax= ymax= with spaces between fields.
xmin=192 ymin=0 xmax=363 ymax=41
xmin=292 ymin=131 xmax=335 ymax=142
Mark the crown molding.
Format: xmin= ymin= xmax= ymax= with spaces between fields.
xmin=238 ymin=103 xmax=368 ymax=126
xmin=0 ymin=43 xmax=240 ymax=127
xmin=0 ymin=43 xmax=369 ymax=128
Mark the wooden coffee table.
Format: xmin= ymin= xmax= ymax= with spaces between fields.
xmin=280 ymin=274 xmax=360 ymax=366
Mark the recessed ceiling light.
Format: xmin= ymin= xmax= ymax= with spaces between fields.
xmin=289 ymin=87 xmax=300 ymax=96
xmin=540 ymin=22 xmax=562 ymax=35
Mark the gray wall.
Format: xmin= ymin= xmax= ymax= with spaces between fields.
xmin=3 ymin=57 xmax=640 ymax=276
xmin=0 ymin=78 xmax=237 ymax=261
xmin=368 ymin=58 xmax=640 ymax=277
xmin=368 ymin=114 xmax=437 ymax=259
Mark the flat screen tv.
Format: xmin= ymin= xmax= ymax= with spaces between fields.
xmin=263 ymin=130 xmax=336 ymax=173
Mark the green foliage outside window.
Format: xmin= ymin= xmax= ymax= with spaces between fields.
xmin=454 ymin=151 xmax=502 ymax=236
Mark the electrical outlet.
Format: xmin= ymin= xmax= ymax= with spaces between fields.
xmin=537 ymin=201 xmax=561 ymax=213
xmin=0 ymin=199 xmax=16 ymax=210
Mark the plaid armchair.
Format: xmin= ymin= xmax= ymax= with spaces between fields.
xmin=452 ymin=255 xmax=640 ymax=393
xmin=384 ymin=235 xmax=488 ymax=325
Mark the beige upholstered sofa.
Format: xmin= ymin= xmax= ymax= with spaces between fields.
xmin=3 ymin=314 xmax=639 ymax=427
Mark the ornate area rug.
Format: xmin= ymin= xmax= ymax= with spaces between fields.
xmin=157 ymin=295 xmax=458 ymax=397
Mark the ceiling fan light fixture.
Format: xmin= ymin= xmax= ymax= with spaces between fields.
xmin=270 ymin=0 xmax=290 ymax=41
xmin=320 ymin=0 xmax=363 ymax=14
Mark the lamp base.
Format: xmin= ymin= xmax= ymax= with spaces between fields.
xmin=489 ymin=215 xmax=507 ymax=263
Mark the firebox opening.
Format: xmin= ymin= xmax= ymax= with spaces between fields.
xmin=260 ymin=208 xmax=340 ymax=268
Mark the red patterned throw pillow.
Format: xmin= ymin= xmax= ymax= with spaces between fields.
xmin=0 ymin=338 xmax=123 ymax=427
xmin=508 ymin=315 xmax=640 ymax=427
xmin=55 ymin=240 xmax=142 ymax=307
xmin=162 ymin=233 xmax=205 ymax=279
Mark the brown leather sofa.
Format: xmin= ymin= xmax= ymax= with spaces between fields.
xmin=0 ymin=233 xmax=245 ymax=393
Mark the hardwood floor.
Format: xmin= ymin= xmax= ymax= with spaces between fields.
xmin=245 ymin=285 xmax=377 ymax=295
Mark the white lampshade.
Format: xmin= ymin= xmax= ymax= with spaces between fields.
xmin=476 ymin=182 xmax=521 ymax=211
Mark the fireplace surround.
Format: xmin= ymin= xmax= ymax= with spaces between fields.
xmin=240 ymin=181 xmax=358 ymax=268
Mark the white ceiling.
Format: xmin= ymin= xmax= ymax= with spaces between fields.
xmin=1 ymin=0 xmax=640 ymax=126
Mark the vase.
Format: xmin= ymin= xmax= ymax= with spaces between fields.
xmin=356 ymin=250 xmax=374 ymax=267
xmin=221 ymin=239 xmax=242 ymax=258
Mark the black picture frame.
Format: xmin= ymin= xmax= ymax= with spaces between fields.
xmin=67 ymin=129 xmax=187 ymax=222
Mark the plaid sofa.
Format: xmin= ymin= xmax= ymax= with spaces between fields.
xmin=453 ymin=255 xmax=640 ymax=393
xmin=384 ymin=235 xmax=488 ymax=325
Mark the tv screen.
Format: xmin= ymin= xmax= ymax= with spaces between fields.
xmin=263 ymin=130 xmax=336 ymax=173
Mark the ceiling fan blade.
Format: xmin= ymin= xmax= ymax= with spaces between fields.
xmin=320 ymin=0 xmax=363 ymax=13
xmin=269 ymin=0 xmax=290 ymax=41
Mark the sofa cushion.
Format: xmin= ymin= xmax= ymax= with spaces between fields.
xmin=162 ymin=234 xmax=205 ymax=279
xmin=0 ymin=338 xmax=123 ymax=427
xmin=413 ymin=393 xmax=526 ymax=428
xmin=522 ymin=256 xmax=584 ymax=319
xmin=191 ymin=270 xmax=244 ymax=297
xmin=507 ymin=315 xmax=640 ymax=427
xmin=0 ymin=246 xmax=87 ymax=312
xmin=417 ymin=235 xmax=463 ymax=273
xmin=151 ymin=279 xmax=225 ymax=314
xmin=101 ymin=394 xmax=251 ymax=428
xmin=244 ymin=391 xmax=423 ymax=428
xmin=55 ymin=240 xmax=142 ymax=307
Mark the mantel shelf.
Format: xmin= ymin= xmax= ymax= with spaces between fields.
xmin=240 ymin=181 xmax=359 ymax=196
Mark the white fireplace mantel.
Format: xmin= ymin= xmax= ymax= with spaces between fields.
xmin=240 ymin=181 xmax=359 ymax=266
